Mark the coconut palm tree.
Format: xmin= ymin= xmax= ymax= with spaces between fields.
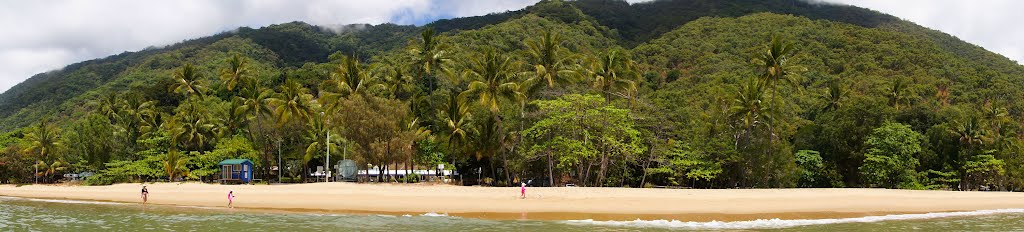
xmin=443 ymin=91 xmax=471 ymax=159
xmin=888 ymin=77 xmax=908 ymax=111
xmin=469 ymin=112 xmax=502 ymax=185
xmin=585 ymin=50 xmax=638 ymax=185
xmin=459 ymin=49 xmax=524 ymax=114
xmin=33 ymin=159 xmax=68 ymax=183
xmin=271 ymin=80 xmax=315 ymax=125
xmin=754 ymin=36 xmax=803 ymax=112
xmin=23 ymin=118 xmax=61 ymax=161
xmin=822 ymin=80 xmax=846 ymax=112
xmin=729 ymin=77 xmax=770 ymax=147
xmin=164 ymin=150 xmax=189 ymax=182
xmin=96 ymin=92 xmax=122 ymax=122
xmin=381 ymin=65 xmax=416 ymax=100
xmin=525 ymin=28 xmax=579 ymax=93
xmin=303 ymin=111 xmax=340 ymax=181
xmin=214 ymin=97 xmax=250 ymax=138
xmin=951 ymin=116 xmax=988 ymax=190
xmin=239 ymin=80 xmax=275 ymax=130
xmin=169 ymin=101 xmax=216 ymax=152
xmin=410 ymin=28 xmax=451 ymax=90
xmin=752 ymin=36 xmax=803 ymax=161
xmin=587 ymin=50 xmax=637 ymax=103
xmin=219 ymin=54 xmax=250 ymax=92
xmin=171 ymin=63 xmax=208 ymax=99
xmin=324 ymin=55 xmax=377 ymax=98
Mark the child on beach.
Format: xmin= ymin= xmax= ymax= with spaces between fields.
xmin=520 ymin=182 xmax=526 ymax=199
xmin=141 ymin=186 xmax=148 ymax=205
xmin=227 ymin=190 xmax=235 ymax=208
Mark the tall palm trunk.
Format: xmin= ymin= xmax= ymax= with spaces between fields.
xmin=503 ymin=151 xmax=511 ymax=186
xmin=548 ymin=151 xmax=555 ymax=187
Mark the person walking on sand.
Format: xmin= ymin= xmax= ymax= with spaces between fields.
xmin=227 ymin=190 xmax=235 ymax=208
xmin=141 ymin=186 xmax=149 ymax=205
xmin=520 ymin=182 xmax=526 ymax=199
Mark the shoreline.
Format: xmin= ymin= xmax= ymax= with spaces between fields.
xmin=2 ymin=182 xmax=1024 ymax=221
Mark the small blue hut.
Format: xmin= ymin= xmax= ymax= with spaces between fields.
xmin=218 ymin=159 xmax=254 ymax=184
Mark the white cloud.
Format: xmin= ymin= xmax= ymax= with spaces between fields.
xmin=0 ymin=0 xmax=521 ymax=93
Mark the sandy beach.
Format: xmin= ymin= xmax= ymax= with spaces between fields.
xmin=2 ymin=182 xmax=1024 ymax=221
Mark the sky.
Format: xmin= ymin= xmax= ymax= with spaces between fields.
xmin=0 ymin=0 xmax=1020 ymax=93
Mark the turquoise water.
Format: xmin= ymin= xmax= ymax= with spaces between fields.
xmin=2 ymin=196 xmax=1023 ymax=231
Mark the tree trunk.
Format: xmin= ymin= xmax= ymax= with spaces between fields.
xmin=584 ymin=161 xmax=593 ymax=187
xmin=598 ymin=141 xmax=608 ymax=186
xmin=489 ymin=157 xmax=497 ymax=186
xmin=503 ymin=151 xmax=511 ymax=187
xmin=640 ymin=143 xmax=655 ymax=188
xmin=620 ymin=154 xmax=628 ymax=187
xmin=547 ymin=151 xmax=555 ymax=187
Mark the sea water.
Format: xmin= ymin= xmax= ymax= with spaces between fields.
xmin=1 ymin=196 xmax=1023 ymax=231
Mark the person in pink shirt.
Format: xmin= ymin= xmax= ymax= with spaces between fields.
xmin=227 ymin=190 xmax=235 ymax=208
xmin=520 ymin=182 xmax=526 ymax=199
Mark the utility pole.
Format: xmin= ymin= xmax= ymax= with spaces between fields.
xmin=321 ymin=111 xmax=330 ymax=183
xmin=326 ymin=121 xmax=331 ymax=182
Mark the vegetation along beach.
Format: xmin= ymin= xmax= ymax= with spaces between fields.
xmin=2 ymin=0 xmax=1024 ymax=231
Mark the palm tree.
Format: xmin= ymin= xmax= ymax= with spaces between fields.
xmin=951 ymin=116 xmax=988 ymax=190
xmin=164 ymin=150 xmax=189 ymax=181
xmin=752 ymin=35 xmax=803 ymax=163
xmin=303 ymin=111 xmax=339 ymax=181
xmin=585 ymin=50 xmax=638 ymax=185
xmin=219 ymin=54 xmax=250 ymax=92
xmin=822 ymin=80 xmax=846 ymax=112
xmin=382 ymin=65 xmax=416 ymax=100
xmin=754 ymin=36 xmax=803 ymax=111
xmin=169 ymin=100 xmax=216 ymax=152
xmin=587 ymin=50 xmax=637 ymax=103
xmin=953 ymin=117 xmax=987 ymax=150
xmin=443 ymin=91 xmax=471 ymax=156
xmin=470 ymin=112 xmax=502 ymax=185
xmin=324 ymin=55 xmax=378 ymax=98
xmin=96 ymin=92 xmax=122 ymax=122
xmin=410 ymin=28 xmax=451 ymax=90
xmin=457 ymin=49 xmax=521 ymax=185
xmin=525 ymin=28 xmax=579 ymax=94
xmin=982 ymin=102 xmax=1009 ymax=141
xmin=214 ymin=97 xmax=250 ymax=138
xmin=171 ymin=63 xmax=208 ymax=99
xmin=399 ymin=117 xmax=431 ymax=182
xmin=459 ymin=49 xmax=524 ymax=114
xmin=239 ymin=80 xmax=275 ymax=129
xmin=729 ymin=77 xmax=770 ymax=147
xmin=33 ymin=159 xmax=68 ymax=183
xmin=888 ymin=77 xmax=908 ymax=111
xmin=271 ymin=80 xmax=314 ymax=125
xmin=119 ymin=94 xmax=157 ymax=153
xmin=23 ymin=118 xmax=61 ymax=161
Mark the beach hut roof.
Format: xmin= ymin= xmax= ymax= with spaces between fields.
xmin=218 ymin=159 xmax=252 ymax=165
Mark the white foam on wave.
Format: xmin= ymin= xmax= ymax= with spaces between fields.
xmin=22 ymin=198 xmax=126 ymax=206
xmin=420 ymin=212 xmax=453 ymax=217
xmin=563 ymin=208 xmax=1024 ymax=230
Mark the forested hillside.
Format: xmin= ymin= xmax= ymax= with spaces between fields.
xmin=2 ymin=0 xmax=1023 ymax=191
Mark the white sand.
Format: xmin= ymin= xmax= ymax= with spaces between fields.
xmin=3 ymin=182 xmax=1024 ymax=221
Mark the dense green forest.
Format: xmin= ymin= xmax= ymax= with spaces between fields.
xmin=1 ymin=0 xmax=1023 ymax=191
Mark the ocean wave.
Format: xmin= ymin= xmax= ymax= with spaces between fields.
xmin=563 ymin=208 xmax=1024 ymax=230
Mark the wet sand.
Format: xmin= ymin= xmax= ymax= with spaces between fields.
xmin=2 ymin=182 xmax=1023 ymax=221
